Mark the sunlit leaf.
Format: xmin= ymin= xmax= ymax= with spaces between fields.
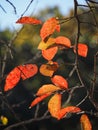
xmin=4 ymin=64 xmax=38 ymax=91
xmin=80 ymin=114 xmax=92 ymax=130
xmin=48 ymin=93 xmax=61 ymax=118
xmin=36 ymin=84 xmax=61 ymax=96
xmin=38 ymin=38 xmax=55 ymax=50
xmin=42 ymin=46 xmax=58 ymax=60
xmin=1 ymin=116 xmax=8 ymax=125
xmin=55 ymin=36 xmax=71 ymax=48
xmin=40 ymin=17 xmax=60 ymax=41
xmin=4 ymin=67 xmax=21 ymax=91
xmin=74 ymin=43 xmax=88 ymax=57
xmin=39 ymin=61 xmax=59 ymax=77
xmin=30 ymin=93 xmax=51 ymax=108
xmin=16 ymin=16 xmax=42 ymax=25
xmin=19 ymin=64 xmax=38 ymax=80
xmin=57 ymin=106 xmax=81 ymax=120
xmin=51 ymin=75 xmax=68 ymax=89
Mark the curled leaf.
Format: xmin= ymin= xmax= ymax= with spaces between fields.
xmin=80 ymin=114 xmax=92 ymax=130
xmin=58 ymin=106 xmax=81 ymax=120
xmin=16 ymin=16 xmax=42 ymax=25
xmin=42 ymin=46 xmax=58 ymax=60
xmin=36 ymin=84 xmax=61 ymax=96
xmin=38 ymin=38 xmax=55 ymax=50
xmin=55 ymin=36 xmax=71 ymax=48
xmin=51 ymin=75 xmax=68 ymax=89
xmin=48 ymin=93 xmax=61 ymax=118
xmin=74 ymin=43 xmax=88 ymax=57
xmin=30 ymin=93 xmax=51 ymax=108
xmin=4 ymin=67 xmax=21 ymax=91
xmin=40 ymin=17 xmax=60 ymax=41
xmin=19 ymin=64 xmax=38 ymax=80
xmin=39 ymin=61 xmax=59 ymax=77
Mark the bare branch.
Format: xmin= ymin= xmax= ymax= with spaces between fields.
xmin=5 ymin=0 xmax=17 ymax=14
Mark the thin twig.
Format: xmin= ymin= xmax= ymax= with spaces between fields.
xmin=5 ymin=0 xmax=17 ymax=14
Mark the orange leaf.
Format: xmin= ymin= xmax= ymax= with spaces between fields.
xmin=38 ymin=38 xmax=55 ymax=50
xmin=80 ymin=114 xmax=92 ymax=130
xmin=4 ymin=67 xmax=21 ymax=91
xmin=51 ymin=75 xmax=68 ymax=89
xmin=39 ymin=61 xmax=59 ymax=77
xmin=19 ymin=64 xmax=38 ymax=80
xmin=55 ymin=36 xmax=71 ymax=48
xmin=36 ymin=84 xmax=61 ymax=96
xmin=48 ymin=93 xmax=61 ymax=118
xmin=16 ymin=16 xmax=42 ymax=25
xmin=30 ymin=93 xmax=51 ymax=108
xmin=57 ymin=106 xmax=81 ymax=120
xmin=40 ymin=17 xmax=60 ymax=41
xmin=42 ymin=46 xmax=58 ymax=60
xmin=74 ymin=43 xmax=88 ymax=57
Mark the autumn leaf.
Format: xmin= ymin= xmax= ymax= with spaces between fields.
xmin=4 ymin=67 xmax=21 ymax=91
xmin=4 ymin=64 xmax=38 ymax=91
xmin=39 ymin=61 xmax=59 ymax=77
xmin=18 ymin=64 xmax=38 ymax=80
xmin=16 ymin=16 xmax=42 ymax=25
xmin=74 ymin=43 xmax=88 ymax=57
xmin=38 ymin=38 xmax=55 ymax=50
xmin=36 ymin=84 xmax=61 ymax=96
xmin=80 ymin=114 xmax=92 ymax=130
xmin=40 ymin=17 xmax=60 ymax=41
xmin=57 ymin=106 xmax=81 ymax=120
xmin=55 ymin=36 xmax=71 ymax=48
xmin=51 ymin=75 xmax=68 ymax=89
xmin=30 ymin=93 xmax=51 ymax=108
xmin=42 ymin=46 xmax=58 ymax=60
xmin=48 ymin=93 xmax=61 ymax=118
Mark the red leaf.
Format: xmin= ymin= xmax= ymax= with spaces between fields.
xmin=19 ymin=64 xmax=38 ymax=80
xmin=16 ymin=16 xmax=42 ymax=25
xmin=42 ymin=46 xmax=58 ymax=60
xmin=74 ymin=43 xmax=88 ymax=57
xmin=48 ymin=93 xmax=61 ymax=118
xmin=36 ymin=84 xmax=61 ymax=96
xmin=51 ymin=75 xmax=68 ymax=89
xmin=55 ymin=36 xmax=71 ymax=48
xmin=30 ymin=93 xmax=51 ymax=108
xmin=80 ymin=114 xmax=92 ymax=130
xmin=40 ymin=17 xmax=60 ymax=41
xmin=4 ymin=67 xmax=21 ymax=91
xmin=57 ymin=106 xmax=81 ymax=120
xmin=4 ymin=64 xmax=38 ymax=91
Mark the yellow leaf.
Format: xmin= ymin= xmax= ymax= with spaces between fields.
xmin=38 ymin=38 xmax=55 ymax=50
xmin=48 ymin=93 xmax=61 ymax=118
xmin=1 ymin=116 xmax=8 ymax=125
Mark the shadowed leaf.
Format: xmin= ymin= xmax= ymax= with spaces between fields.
xmin=39 ymin=61 xmax=59 ymax=77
